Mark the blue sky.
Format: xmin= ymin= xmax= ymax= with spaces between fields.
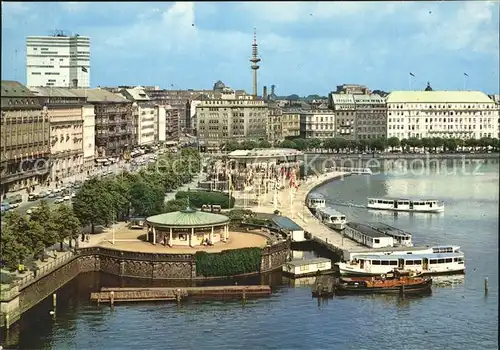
xmin=2 ymin=1 xmax=499 ymax=95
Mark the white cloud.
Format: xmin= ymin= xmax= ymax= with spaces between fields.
xmin=59 ymin=2 xmax=88 ymax=13
xmin=413 ymin=1 xmax=499 ymax=56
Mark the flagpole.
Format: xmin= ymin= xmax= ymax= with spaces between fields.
xmin=463 ymin=74 xmax=468 ymax=91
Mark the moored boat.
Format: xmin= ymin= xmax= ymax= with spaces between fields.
xmin=367 ymin=197 xmax=444 ymax=213
xmin=334 ymin=271 xmax=432 ymax=295
xmin=336 ymin=251 xmax=466 ymax=276
xmin=306 ymin=193 xmax=326 ymax=214
xmin=316 ymin=207 xmax=347 ymax=230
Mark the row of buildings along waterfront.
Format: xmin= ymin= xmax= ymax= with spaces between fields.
xmin=190 ymin=82 xmax=499 ymax=150
xmin=0 ymin=81 xmax=192 ymax=197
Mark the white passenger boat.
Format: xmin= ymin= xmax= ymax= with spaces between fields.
xmin=367 ymin=197 xmax=445 ymax=213
xmin=336 ymin=251 xmax=465 ymax=276
xmin=316 ymin=207 xmax=347 ymax=230
xmin=347 ymin=245 xmax=462 ymax=261
xmin=306 ymin=193 xmax=326 ymax=214
xmin=366 ymin=222 xmax=413 ymax=247
xmin=335 ymin=167 xmax=372 ymax=175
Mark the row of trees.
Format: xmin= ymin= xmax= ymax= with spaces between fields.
xmin=1 ymin=202 xmax=80 ymax=270
xmin=224 ymin=136 xmax=500 ymax=153
xmin=73 ymin=148 xmax=201 ymax=233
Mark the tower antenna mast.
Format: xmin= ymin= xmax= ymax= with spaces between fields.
xmin=250 ymin=28 xmax=261 ymax=99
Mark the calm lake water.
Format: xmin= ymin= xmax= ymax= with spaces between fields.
xmin=2 ymin=162 xmax=498 ymax=349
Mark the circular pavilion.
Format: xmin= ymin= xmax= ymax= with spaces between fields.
xmin=145 ymin=207 xmax=231 ymax=247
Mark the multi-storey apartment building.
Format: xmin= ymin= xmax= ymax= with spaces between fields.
xmin=81 ymin=104 xmax=95 ymax=172
xmin=120 ymin=87 xmax=156 ymax=146
xmin=299 ymin=109 xmax=336 ymax=139
xmin=386 ymin=91 xmax=499 ymax=140
xmin=164 ymin=105 xmax=181 ymax=141
xmin=29 ymin=87 xmax=85 ymax=181
xmin=329 ymin=94 xmax=356 ymax=139
xmin=26 ymin=34 xmax=90 ymax=88
xmin=353 ymin=94 xmax=387 ymax=140
xmin=268 ymin=102 xmax=283 ymax=143
xmin=73 ymin=89 xmax=134 ymax=158
xmin=196 ymin=98 xmax=268 ymax=151
xmin=0 ymin=81 xmax=51 ymax=196
xmin=281 ymin=108 xmax=301 ymax=139
xmin=155 ymin=105 xmax=167 ymax=144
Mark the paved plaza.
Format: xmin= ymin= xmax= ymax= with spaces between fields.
xmin=97 ymin=226 xmax=268 ymax=253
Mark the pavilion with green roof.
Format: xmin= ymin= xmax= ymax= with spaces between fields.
xmin=145 ymin=206 xmax=231 ymax=247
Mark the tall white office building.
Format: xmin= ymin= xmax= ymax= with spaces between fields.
xmin=26 ymin=34 xmax=90 ymax=88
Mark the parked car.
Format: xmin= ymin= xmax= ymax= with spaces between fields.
xmin=48 ymin=193 xmax=56 ymax=198
xmin=54 ymin=197 xmax=65 ymax=204
xmin=63 ymin=195 xmax=70 ymax=201
xmin=28 ymin=194 xmax=38 ymax=201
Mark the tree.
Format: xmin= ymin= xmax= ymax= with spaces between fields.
xmin=225 ymin=141 xmax=241 ymax=152
xmin=280 ymin=139 xmax=297 ymax=149
xmin=53 ymin=204 xmax=81 ymax=251
xmin=0 ymin=214 xmax=31 ymax=270
xmin=72 ymin=178 xmax=113 ymax=233
xmin=129 ymin=180 xmax=165 ymax=217
xmin=444 ymin=138 xmax=458 ymax=152
xmin=164 ymin=198 xmax=188 ymax=213
xmin=308 ymin=138 xmax=322 ymax=150
xmin=258 ymin=140 xmax=271 ymax=148
xmin=387 ymin=137 xmax=400 ymax=151
xmin=29 ymin=200 xmax=58 ymax=249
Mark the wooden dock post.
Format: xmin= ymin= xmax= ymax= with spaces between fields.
xmin=399 ymin=285 xmax=405 ymax=297
xmin=5 ymin=314 xmax=10 ymax=330
xmin=176 ymin=289 xmax=181 ymax=303
xmin=110 ymin=291 xmax=115 ymax=307
xmin=484 ymin=277 xmax=488 ymax=294
xmin=242 ymin=288 xmax=246 ymax=304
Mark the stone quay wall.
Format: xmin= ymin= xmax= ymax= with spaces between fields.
xmin=1 ymin=242 xmax=290 ymax=329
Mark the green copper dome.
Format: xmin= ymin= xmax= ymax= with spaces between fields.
xmin=146 ymin=209 xmax=230 ymax=228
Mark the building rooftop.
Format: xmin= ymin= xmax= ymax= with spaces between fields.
xmin=347 ymin=222 xmax=389 ymax=239
xmin=352 ymin=94 xmax=385 ymax=104
xmin=146 ymin=207 xmax=230 ymax=228
xmin=270 ymin=215 xmax=304 ymax=232
xmin=72 ymin=88 xmax=129 ymax=103
xmin=29 ymin=86 xmax=81 ymax=98
xmin=366 ymin=222 xmax=412 ymax=238
xmin=386 ymin=91 xmax=495 ymax=104
xmin=1 ymin=80 xmax=42 ymax=109
xmin=122 ymin=87 xmax=151 ymax=101
xmin=1 ymin=80 xmax=36 ymax=98
xmin=330 ymin=94 xmax=356 ymax=104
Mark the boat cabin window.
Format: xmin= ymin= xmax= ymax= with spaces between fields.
xmin=406 ymin=260 xmax=414 ymax=265
xmin=369 ymin=200 xmax=375 ymax=204
xmin=374 ymin=239 xmax=380 ymax=244
xmin=437 ymin=259 xmax=445 ymax=264
xmin=413 ymin=260 xmax=421 ymax=265
xmin=433 ymin=247 xmax=454 ymax=253
xmin=300 ymin=265 xmax=309 ymax=271
xmin=390 ymin=261 xmax=397 ymax=266
xmin=340 ymin=216 xmax=346 ymax=220
xmin=317 ymin=263 xmax=326 ymax=269
xmin=430 ymin=259 xmax=438 ymax=264
xmin=445 ymin=258 xmax=452 ymax=263
xmin=454 ymin=257 xmax=464 ymax=262
xmin=381 ymin=260 xmax=389 ymax=265
xmin=372 ymin=260 xmax=381 ymax=265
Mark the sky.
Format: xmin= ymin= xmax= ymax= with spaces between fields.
xmin=1 ymin=1 xmax=499 ymax=96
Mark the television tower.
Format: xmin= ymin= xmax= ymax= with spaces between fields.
xmin=250 ymin=28 xmax=261 ymax=99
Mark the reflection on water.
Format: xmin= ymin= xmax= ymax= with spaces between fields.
xmin=431 ymin=275 xmax=465 ymax=289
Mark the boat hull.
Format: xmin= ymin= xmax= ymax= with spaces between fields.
xmin=335 ymin=279 xmax=432 ymax=295
xmin=366 ymin=205 xmax=444 ymax=213
xmin=338 ymin=265 xmax=465 ymax=277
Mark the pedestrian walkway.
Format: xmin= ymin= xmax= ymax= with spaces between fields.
xmin=164 ymin=172 xmax=205 ymax=203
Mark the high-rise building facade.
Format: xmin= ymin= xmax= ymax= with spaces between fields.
xmin=26 ymin=34 xmax=90 ymax=88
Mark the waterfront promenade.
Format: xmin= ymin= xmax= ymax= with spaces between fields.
xmin=246 ymin=171 xmax=364 ymax=257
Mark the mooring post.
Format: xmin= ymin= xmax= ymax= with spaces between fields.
xmin=5 ymin=314 xmax=10 ymax=330
xmin=53 ymin=293 xmax=57 ymax=310
xmin=110 ymin=291 xmax=115 ymax=307
xmin=176 ymin=289 xmax=181 ymax=303
xmin=399 ymin=285 xmax=405 ymax=297
xmin=242 ymin=288 xmax=246 ymax=304
xmin=484 ymin=277 xmax=488 ymax=294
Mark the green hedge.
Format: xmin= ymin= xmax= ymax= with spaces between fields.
xmin=176 ymin=190 xmax=235 ymax=209
xmin=195 ymin=247 xmax=262 ymax=277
